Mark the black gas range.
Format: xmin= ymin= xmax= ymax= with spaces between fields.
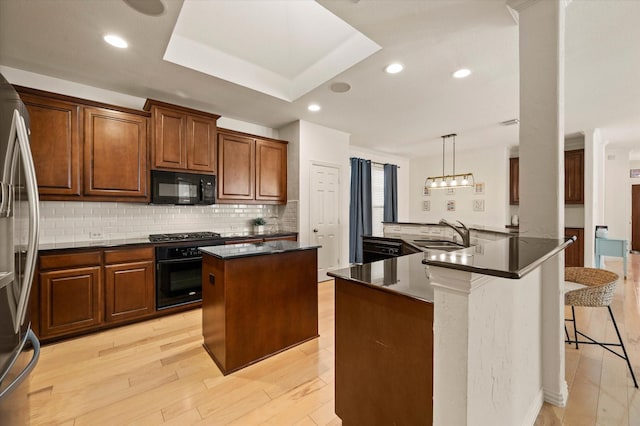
xmin=151 ymin=232 xmax=223 ymax=309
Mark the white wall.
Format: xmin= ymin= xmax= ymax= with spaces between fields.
xmin=280 ymin=120 xmax=351 ymax=269
xmin=349 ymin=146 xmax=411 ymax=222
xmin=409 ymin=145 xmax=508 ymax=228
xmin=604 ymin=147 xmax=631 ymax=240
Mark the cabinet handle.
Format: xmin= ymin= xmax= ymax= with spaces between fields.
xmin=209 ymin=273 xmax=215 ymax=285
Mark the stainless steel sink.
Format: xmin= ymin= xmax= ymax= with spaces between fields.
xmin=412 ymin=239 xmax=467 ymax=252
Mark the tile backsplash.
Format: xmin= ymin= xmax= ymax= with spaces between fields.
xmin=39 ymin=201 xmax=298 ymax=243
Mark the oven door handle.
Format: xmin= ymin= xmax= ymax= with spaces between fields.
xmin=157 ymin=256 xmax=203 ymax=265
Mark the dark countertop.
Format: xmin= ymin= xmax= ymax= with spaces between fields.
xmin=330 ymin=233 xmax=574 ymax=299
xmin=421 ymin=235 xmax=574 ymax=279
xmin=199 ymin=240 xmax=320 ymax=260
xmin=328 ymin=253 xmax=435 ymax=303
xmin=38 ymin=232 xmax=298 ymax=251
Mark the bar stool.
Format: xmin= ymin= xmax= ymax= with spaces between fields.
xmin=564 ymin=267 xmax=638 ymax=388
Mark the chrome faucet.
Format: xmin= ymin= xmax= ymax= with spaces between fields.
xmin=439 ymin=219 xmax=471 ymax=247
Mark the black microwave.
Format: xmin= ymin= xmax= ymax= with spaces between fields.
xmin=151 ymin=170 xmax=215 ymax=205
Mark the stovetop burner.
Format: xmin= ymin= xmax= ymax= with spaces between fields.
xmin=149 ymin=231 xmax=222 ymax=242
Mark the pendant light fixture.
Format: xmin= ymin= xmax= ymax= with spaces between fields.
xmin=424 ymin=133 xmax=475 ymax=190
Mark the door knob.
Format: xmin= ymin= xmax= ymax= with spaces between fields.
xmin=313 ymin=228 xmax=319 ymax=233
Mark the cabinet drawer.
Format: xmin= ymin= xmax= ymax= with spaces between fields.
xmin=264 ymin=235 xmax=297 ymax=242
xmin=39 ymin=251 xmax=102 ymax=270
xmin=104 ymin=247 xmax=154 ymax=264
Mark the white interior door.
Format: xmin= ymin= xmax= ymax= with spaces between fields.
xmin=310 ymin=163 xmax=340 ymax=281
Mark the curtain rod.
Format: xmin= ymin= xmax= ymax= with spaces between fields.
xmin=350 ymin=157 xmax=400 ymax=168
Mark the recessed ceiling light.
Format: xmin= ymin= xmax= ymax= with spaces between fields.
xmin=308 ymin=104 xmax=321 ymax=112
xmin=385 ymin=63 xmax=404 ymax=74
xmin=453 ymin=68 xmax=471 ymax=79
xmin=103 ymin=34 xmax=128 ymax=49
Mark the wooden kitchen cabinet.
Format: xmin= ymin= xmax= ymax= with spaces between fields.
xmin=83 ymin=107 xmax=148 ymax=199
xmin=104 ymin=247 xmax=155 ymax=323
xmin=564 ymin=149 xmax=584 ymax=204
xmin=18 ymin=92 xmax=82 ymax=197
xmin=217 ymin=128 xmax=287 ymax=204
xmin=144 ymin=99 xmax=220 ymax=174
xmin=15 ymin=86 xmax=150 ymax=202
xmin=217 ymin=131 xmax=255 ymax=200
xmin=256 ymin=139 xmax=287 ymax=203
xmin=509 ymin=149 xmax=584 ymax=205
xmin=38 ymin=251 xmax=102 ymax=339
xmin=565 ymin=227 xmax=584 ymax=267
xmin=509 ymin=157 xmax=519 ymax=205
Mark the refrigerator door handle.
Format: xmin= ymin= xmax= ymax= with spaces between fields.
xmin=12 ymin=111 xmax=40 ymax=334
xmin=0 ymin=110 xmax=19 ymax=217
xmin=0 ymin=330 xmax=40 ymax=400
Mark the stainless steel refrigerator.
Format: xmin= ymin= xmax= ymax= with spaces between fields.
xmin=0 ymin=72 xmax=41 ymax=425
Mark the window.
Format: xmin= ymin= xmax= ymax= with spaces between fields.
xmin=371 ymin=163 xmax=384 ymax=236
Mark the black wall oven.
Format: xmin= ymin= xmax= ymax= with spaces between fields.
xmin=151 ymin=232 xmax=223 ymax=310
xmin=155 ymin=245 xmax=203 ymax=310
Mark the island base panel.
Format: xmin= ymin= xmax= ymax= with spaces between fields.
xmin=202 ymin=249 xmax=318 ymax=374
xmin=335 ymin=278 xmax=433 ymax=425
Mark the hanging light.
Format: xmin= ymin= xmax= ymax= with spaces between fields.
xmin=423 ymin=133 xmax=475 ymax=191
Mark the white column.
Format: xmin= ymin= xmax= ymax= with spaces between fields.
xmin=507 ymin=0 xmax=568 ymax=406
xmin=584 ymin=128 xmax=603 ymax=267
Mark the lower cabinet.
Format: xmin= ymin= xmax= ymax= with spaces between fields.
xmin=104 ymin=247 xmax=155 ymax=323
xmin=565 ymin=228 xmax=584 ymax=267
xmin=39 ymin=252 xmax=103 ymax=339
xmin=37 ymin=246 xmax=155 ymax=341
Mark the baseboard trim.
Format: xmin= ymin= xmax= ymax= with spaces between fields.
xmin=543 ymin=380 xmax=568 ymax=407
xmin=523 ymin=389 xmax=544 ymax=426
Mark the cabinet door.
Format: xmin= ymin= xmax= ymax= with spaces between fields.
xmin=153 ymin=107 xmax=187 ymax=170
xmin=564 ymin=228 xmax=584 ymax=267
xmin=19 ymin=94 xmax=81 ymax=197
xmin=256 ymin=139 xmax=287 ymax=203
xmin=217 ymin=132 xmax=255 ymax=201
xmin=39 ymin=266 xmax=102 ymax=338
xmin=104 ymin=260 xmax=155 ymax=323
xmin=509 ymin=157 xmax=519 ymax=205
xmin=186 ymin=114 xmax=217 ymax=173
xmin=83 ymin=107 xmax=148 ymax=199
xmin=565 ymin=149 xmax=584 ymax=204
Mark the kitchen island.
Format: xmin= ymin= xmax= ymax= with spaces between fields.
xmin=199 ymin=240 xmax=319 ymax=375
xmin=329 ymin=228 xmax=574 ymax=425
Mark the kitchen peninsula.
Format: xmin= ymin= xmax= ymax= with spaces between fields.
xmin=329 ymin=223 xmax=574 ymax=425
xmin=199 ymin=240 xmax=320 ymax=375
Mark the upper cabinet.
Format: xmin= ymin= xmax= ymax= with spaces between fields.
xmin=509 ymin=149 xmax=584 ymax=205
xmin=16 ymin=86 xmax=150 ymax=202
xmin=83 ymin=107 xmax=148 ymax=198
xmin=564 ymin=149 xmax=584 ymax=204
xmin=18 ymin=92 xmax=82 ymax=197
xmin=217 ymin=128 xmax=287 ymax=205
xmin=144 ymin=99 xmax=220 ymax=174
xmin=509 ymin=157 xmax=519 ymax=205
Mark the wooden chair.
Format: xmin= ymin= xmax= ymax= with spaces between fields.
xmin=564 ymin=267 xmax=638 ymax=388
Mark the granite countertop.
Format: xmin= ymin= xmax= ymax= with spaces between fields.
xmin=420 ymin=235 xmax=574 ymax=279
xmin=199 ymin=240 xmax=320 ymax=260
xmin=330 ymin=232 xmax=574 ymax=298
xmin=327 ymin=252 xmax=435 ymax=303
xmin=38 ymin=232 xmax=298 ymax=251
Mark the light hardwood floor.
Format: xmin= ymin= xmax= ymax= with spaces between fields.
xmin=27 ymin=257 xmax=640 ymax=425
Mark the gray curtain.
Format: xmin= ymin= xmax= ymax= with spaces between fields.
xmin=349 ymin=158 xmax=372 ymax=264
xmin=383 ymin=163 xmax=398 ymax=222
